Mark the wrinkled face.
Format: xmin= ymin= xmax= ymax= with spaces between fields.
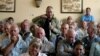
xmin=36 ymin=29 xmax=45 ymax=39
xmin=74 ymin=45 xmax=84 ymax=56
xmin=87 ymin=27 xmax=94 ymax=37
xmin=10 ymin=26 xmax=19 ymax=37
xmin=29 ymin=44 xmax=40 ymax=56
xmin=82 ymin=21 xmax=87 ymax=28
xmin=4 ymin=24 xmax=11 ymax=34
xmin=21 ymin=22 xmax=29 ymax=31
xmin=61 ymin=24 xmax=69 ymax=35
xmin=67 ymin=31 xmax=76 ymax=43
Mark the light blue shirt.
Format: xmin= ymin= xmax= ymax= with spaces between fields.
xmin=89 ymin=42 xmax=100 ymax=56
xmin=76 ymin=28 xmax=88 ymax=40
xmin=81 ymin=15 xmax=94 ymax=22
xmin=0 ymin=35 xmax=27 ymax=56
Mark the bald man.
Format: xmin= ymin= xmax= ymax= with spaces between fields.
xmin=35 ymin=27 xmax=55 ymax=56
xmin=0 ymin=24 xmax=26 ymax=56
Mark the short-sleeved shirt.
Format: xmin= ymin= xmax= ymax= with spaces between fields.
xmin=81 ymin=15 xmax=94 ymax=22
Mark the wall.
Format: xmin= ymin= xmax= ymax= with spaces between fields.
xmin=0 ymin=0 xmax=100 ymax=23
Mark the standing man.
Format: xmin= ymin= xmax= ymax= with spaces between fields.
xmin=32 ymin=6 xmax=60 ymax=41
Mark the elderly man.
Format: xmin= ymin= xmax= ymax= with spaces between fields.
xmin=35 ymin=27 xmax=54 ymax=56
xmin=57 ymin=29 xmax=77 ymax=56
xmin=82 ymin=26 xmax=100 ymax=56
xmin=77 ymin=21 xmax=88 ymax=40
xmin=52 ymin=23 xmax=69 ymax=49
xmin=20 ymin=19 xmax=33 ymax=47
xmin=21 ymin=38 xmax=47 ymax=56
xmin=0 ymin=24 xmax=26 ymax=56
xmin=32 ymin=6 xmax=60 ymax=41
xmin=56 ymin=23 xmax=69 ymax=41
xmin=0 ymin=22 xmax=11 ymax=42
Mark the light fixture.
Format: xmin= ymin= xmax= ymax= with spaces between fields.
xmin=35 ymin=0 xmax=42 ymax=8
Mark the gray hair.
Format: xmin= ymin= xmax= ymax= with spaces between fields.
xmin=29 ymin=38 xmax=42 ymax=48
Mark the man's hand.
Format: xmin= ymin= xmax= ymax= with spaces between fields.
xmin=49 ymin=25 xmax=54 ymax=30
xmin=11 ymin=36 xmax=18 ymax=43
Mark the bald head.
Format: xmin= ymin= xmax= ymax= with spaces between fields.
xmin=35 ymin=27 xmax=45 ymax=39
xmin=10 ymin=24 xmax=19 ymax=36
xmin=66 ymin=29 xmax=76 ymax=43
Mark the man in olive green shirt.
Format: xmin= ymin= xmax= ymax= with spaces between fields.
xmin=32 ymin=6 xmax=60 ymax=41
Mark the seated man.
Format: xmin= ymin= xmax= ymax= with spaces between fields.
xmin=55 ymin=23 xmax=69 ymax=53
xmin=71 ymin=40 xmax=85 ymax=56
xmin=57 ymin=29 xmax=77 ymax=56
xmin=0 ymin=24 xmax=26 ymax=56
xmin=0 ymin=22 xmax=11 ymax=42
xmin=81 ymin=7 xmax=94 ymax=23
xmin=21 ymin=38 xmax=47 ymax=56
xmin=30 ymin=24 xmax=39 ymax=37
xmin=35 ymin=27 xmax=55 ymax=55
xmin=82 ymin=26 xmax=100 ymax=56
xmin=20 ymin=19 xmax=33 ymax=48
xmin=77 ymin=21 xmax=88 ymax=40
xmin=32 ymin=6 xmax=60 ymax=41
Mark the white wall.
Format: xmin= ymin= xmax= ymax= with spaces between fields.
xmin=0 ymin=0 xmax=100 ymax=23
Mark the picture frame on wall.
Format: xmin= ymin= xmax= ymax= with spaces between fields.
xmin=0 ymin=0 xmax=16 ymax=12
xmin=61 ymin=0 xmax=83 ymax=13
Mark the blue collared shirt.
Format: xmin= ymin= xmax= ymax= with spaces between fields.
xmin=81 ymin=15 xmax=94 ymax=22
xmin=0 ymin=35 xmax=27 ymax=56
